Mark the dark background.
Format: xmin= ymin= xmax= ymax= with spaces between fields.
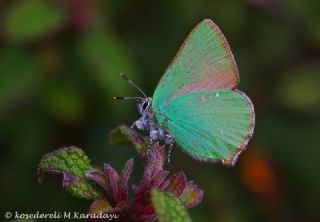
xmin=1 ymin=0 xmax=320 ymax=221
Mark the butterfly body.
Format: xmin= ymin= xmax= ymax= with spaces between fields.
xmin=129 ymin=19 xmax=255 ymax=166
xmin=132 ymin=98 xmax=174 ymax=145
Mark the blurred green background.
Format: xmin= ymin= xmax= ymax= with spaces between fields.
xmin=1 ymin=0 xmax=320 ymax=221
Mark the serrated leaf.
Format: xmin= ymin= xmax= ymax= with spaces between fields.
xmin=109 ymin=125 xmax=149 ymax=155
xmin=151 ymin=189 xmax=192 ymax=222
xmin=5 ymin=0 xmax=65 ymax=41
xmin=38 ymin=146 xmax=103 ymax=199
xmin=62 ymin=173 xmax=103 ymax=200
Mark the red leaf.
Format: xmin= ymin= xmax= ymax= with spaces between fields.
xmin=119 ymin=158 xmax=134 ymax=203
xmin=163 ymin=172 xmax=186 ymax=196
xmin=88 ymin=198 xmax=112 ymax=214
xmin=143 ymin=143 xmax=165 ymax=183
xmin=151 ymin=171 xmax=169 ymax=187
xmin=104 ymin=164 xmax=120 ymax=205
xmin=179 ymin=181 xmax=204 ymax=208
xmin=86 ymin=170 xmax=109 ymax=192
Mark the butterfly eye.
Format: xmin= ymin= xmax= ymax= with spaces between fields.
xmin=142 ymin=101 xmax=148 ymax=110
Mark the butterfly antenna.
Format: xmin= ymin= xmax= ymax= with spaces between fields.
xmin=120 ymin=73 xmax=148 ymax=99
xmin=113 ymin=96 xmax=143 ymax=100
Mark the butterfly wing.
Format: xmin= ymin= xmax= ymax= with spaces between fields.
xmin=152 ymin=19 xmax=254 ymax=165
xmin=153 ymin=19 xmax=239 ymax=111
xmin=154 ymin=89 xmax=255 ymax=166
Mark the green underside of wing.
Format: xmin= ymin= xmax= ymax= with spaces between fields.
xmin=155 ymin=89 xmax=254 ymax=161
xmin=153 ymin=19 xmax=238 ymax=111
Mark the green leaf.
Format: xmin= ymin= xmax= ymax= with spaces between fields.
xmin=109 ymin=125 xmax=149 ymax=154
xmin=79 ymin=29 xmax=137 ymax=96
xmin=151 ymin=189 xmax=192 ymax=222
xmin=38 ymin=146 xmax=103 ymax=200
xmin=278 ymin=63 xmax=320 ymax=115
xmin=42 ymin=85 xmax=85 ymax=121
xmin=5 ymin=0 xmax=65 ymax=41
xmin=0 ymin=48 xmax=41 ymax=110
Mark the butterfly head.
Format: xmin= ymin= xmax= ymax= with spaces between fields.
xmin=113 ymin=73 xmax=152 ymax=114
xmin=137 ymin=97 xmax=152 ymax=114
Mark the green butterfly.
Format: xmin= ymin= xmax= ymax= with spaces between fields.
xmin=115 ymin=19 xmax=255 ymax=166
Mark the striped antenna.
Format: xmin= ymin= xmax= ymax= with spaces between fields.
xmin=120 ymin=73 xmax=147 ymax=99
xmin=113 ymin=96 xmax=144 ymax=100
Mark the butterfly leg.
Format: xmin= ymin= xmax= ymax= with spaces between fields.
xmin=132 ymin=115 xmax=150 ymax=130
xmin=147 ymin=130 xmax=159 ymax=156
xmin=150 ymin=130 xmax=158 ymax=140
xmin=167 ymin=143 xmax=173 ymax=163
xmin=165 ymin=134 xmax=175 ymax=163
